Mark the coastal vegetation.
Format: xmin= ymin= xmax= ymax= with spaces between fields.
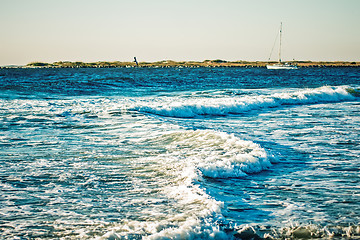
xmin=3 ymin=60 xmax=360 ymax=69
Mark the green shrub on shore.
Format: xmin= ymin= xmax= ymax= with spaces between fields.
xmin=27 ymin=62 xmax=51 ymax=67
xmin=212 ymin=59 xmax=227 ymax=63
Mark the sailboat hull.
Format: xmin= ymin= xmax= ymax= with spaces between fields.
xmin=266 ymin=64 xmax=298 ymax=70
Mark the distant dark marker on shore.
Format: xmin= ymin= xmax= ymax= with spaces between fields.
xmin=134 ymin=57 xmax=139 ymax=66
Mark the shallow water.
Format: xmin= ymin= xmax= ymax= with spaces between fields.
xmin=0 ymin=67 xmax=359 ymax=239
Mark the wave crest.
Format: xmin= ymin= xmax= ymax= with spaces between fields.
xmin=107 ymin=130 xmax=274 ymax=239
xmin=133 ymin=86 xmax=356 ymax=118
xmin=158 ymin=130 xmax=273 ymax=178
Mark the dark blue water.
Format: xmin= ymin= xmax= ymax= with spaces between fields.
xmin=1 ymin=67 xmax=358 ymax=97
xmin=0 ymin=67 xmax=359 ymax=239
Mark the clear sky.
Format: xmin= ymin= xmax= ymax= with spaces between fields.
xmin=1 ymin=0 xmax=359 ymax=65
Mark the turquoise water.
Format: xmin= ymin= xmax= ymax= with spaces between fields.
xmin=0 ymin=67 xmax=359 ymax=239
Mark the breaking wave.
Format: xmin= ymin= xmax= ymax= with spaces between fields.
xmin=133 ymin=86 xmax=358 ymax=118
xmin=102 ymin=128 xmax=360 ymax=240
xmin=157 ymin=129 xmax=275 ymax=178
xmin=101 ymin=129 xmax=276 ymax=239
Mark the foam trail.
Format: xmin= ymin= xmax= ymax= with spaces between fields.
xmin=133 ymin=86 xmax=357 ymax=118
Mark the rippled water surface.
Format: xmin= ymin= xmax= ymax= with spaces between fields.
xmin=0 ymin=67 xmax=359 ymax=239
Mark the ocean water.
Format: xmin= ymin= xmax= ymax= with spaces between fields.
xmin=0 ymin=67 xmax=359 ymax=239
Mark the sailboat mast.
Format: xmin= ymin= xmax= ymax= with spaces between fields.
xmin=267 ymin=22 xmax=297 ymax=69
xmin=279 ymin=22 xmax=282 ymax=63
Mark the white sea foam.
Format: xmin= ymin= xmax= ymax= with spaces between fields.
xmin=162 ymin=130 xmax=273 ymax=178
xmin=100 ymin=129 xmax=274 ymax=239
xmin=150 ymin=130 xmax=273 ymax=237
xmin=133 ymin=86 xmax=356 ymax=118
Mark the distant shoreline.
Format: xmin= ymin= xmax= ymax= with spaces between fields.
xmin=2 ymin=60 xmax=360 ymax=69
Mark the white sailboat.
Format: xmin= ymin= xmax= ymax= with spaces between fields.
xmin=267 ymin=22 xmax=297 ymax=70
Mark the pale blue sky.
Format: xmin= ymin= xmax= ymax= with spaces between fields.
xmin=1 ymin=0 xmax=359 ymax=65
